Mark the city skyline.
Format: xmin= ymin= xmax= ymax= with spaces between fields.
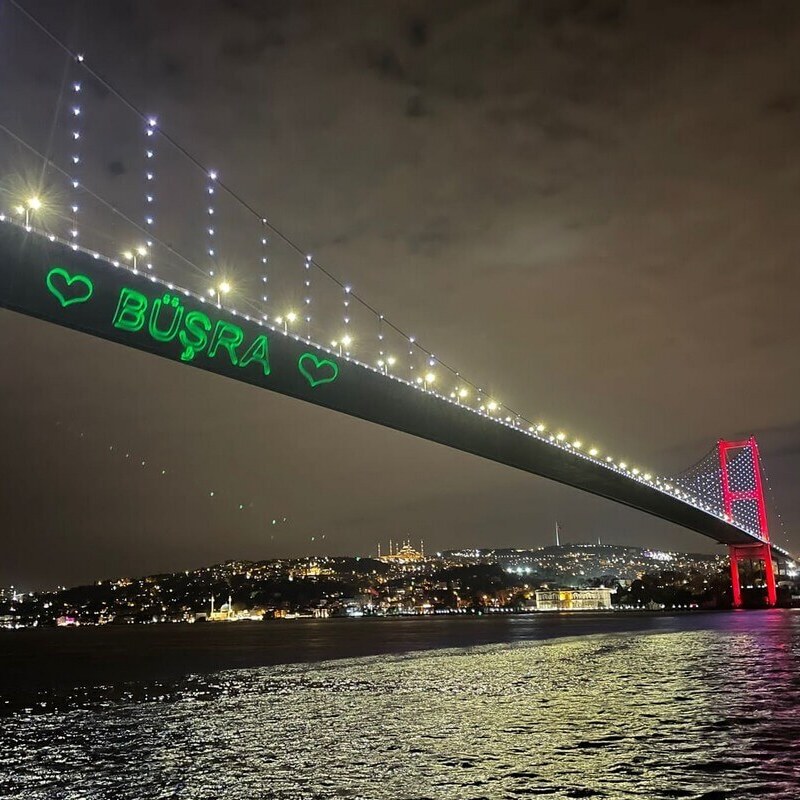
xmin=2 ymin=540 xmax=751 ymax=626
xmin=0 ymin=533 xmax=746 ymax=595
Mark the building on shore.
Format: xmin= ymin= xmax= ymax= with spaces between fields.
xmin=535 ymin=587 xmax=613 ymax=611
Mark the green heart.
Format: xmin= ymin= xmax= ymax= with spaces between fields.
xmin=46 ymin=267 xmax=94 ymax=307
xmin=298 ymin=352 xmax=339 ymax=388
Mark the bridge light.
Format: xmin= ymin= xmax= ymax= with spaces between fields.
xmin=556 ymin=432 xmax=566 ymax=441
xmin=487 ymin=401 xmax=498 ymax=412
xmin=332 ymin=334 xmax=352 ymax=355
xmin=536 ymin=423 xmax=545 ymax=432
xmin=632 ymin=468 xmax=640 ymax=475
xmin=219 ymin=281 xmax=231 ymax=295
xmin=619 ymin=462 xmax=628 ymax=470
xmin=644 ymin=473 xmax=652 ymax=481
xmin=277 ymin=313 xmax=296 ymax=334
xmin=573 ymin=440 xmax=582 ymax=449
xmin=123 ymin=246 xmax=148 ymax=271
xmin=589 ymin=448 xmax=598 ymax=457
xmin=27 ymin=196 xmax=42 ymax=211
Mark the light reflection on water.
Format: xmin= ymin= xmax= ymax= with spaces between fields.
xmin=1 ymin=617 xmax=799 ymax=799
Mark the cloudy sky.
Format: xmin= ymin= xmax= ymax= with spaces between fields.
xmin=1 ymin=0 xmax=798 ymax=588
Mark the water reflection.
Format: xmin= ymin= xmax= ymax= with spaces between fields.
xmin=1 ymin=614 xmax=799 ymax=799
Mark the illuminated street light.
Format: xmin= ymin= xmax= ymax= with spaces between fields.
xmin=122 ymin=245 xmax=148 ymax=271
xmin=207 ymin=279 xmax=231 ymax=306
xmin=15 ymin=196 xmax=42 ymax=228
xmin=277 ymin=311 xmax=297 ymax=334
xmin=376 ymin=356 xmax=396 ymax=376
xmin=332 ymin=334 xmax=352 ymax=356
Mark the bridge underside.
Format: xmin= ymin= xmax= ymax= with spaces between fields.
xmin=0 ymin=224 xmax=777 ymax=552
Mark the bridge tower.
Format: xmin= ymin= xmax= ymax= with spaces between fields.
xmin=718 ymin=437 xmax=777 ymax=607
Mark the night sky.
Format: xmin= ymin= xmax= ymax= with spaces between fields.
xmin=1 ymin=0 xmax=799 ymax=589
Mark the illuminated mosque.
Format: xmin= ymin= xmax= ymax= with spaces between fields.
xmin=377 ymin=538 xmax=425 ymax=564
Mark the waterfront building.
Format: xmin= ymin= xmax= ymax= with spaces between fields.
xmin=535 ymin=588 xmax=613 ymax=611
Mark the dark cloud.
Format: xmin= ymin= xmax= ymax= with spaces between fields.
xmin=408 ymin=18 xmax=428 ymax=48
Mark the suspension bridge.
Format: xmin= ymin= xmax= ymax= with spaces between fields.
xmin=0 ymin=2 xmax=794 ymax=607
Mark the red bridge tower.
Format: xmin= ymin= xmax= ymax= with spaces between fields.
xmin=718 ymin=437 xmax=777 ymax=607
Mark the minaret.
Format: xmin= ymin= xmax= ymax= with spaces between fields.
xmin=389 ymin=538 xmax=393 ymax=556
xmin=555 ymin=521 xmax=561 ymax=547
xmin=377 ymin=542 xmax=381 ymax=558
xmin=227 ymin=594 xmax=232 ymax=618
xmin=211 ymin=594 xmax=215 ymax=615
xmin=420 ymin=539 xmax=424 ymax=558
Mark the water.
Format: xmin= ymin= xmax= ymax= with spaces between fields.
xmin=1 ymin=612 xmax=799 ymax=799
